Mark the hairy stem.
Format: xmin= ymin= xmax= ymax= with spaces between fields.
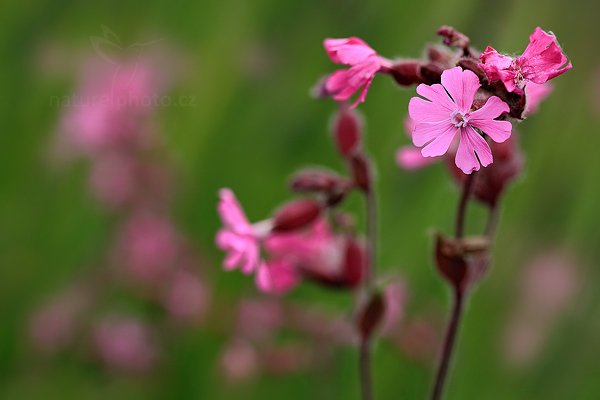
xmin=360 ymin=337 xmax=373 ymax=400
xmin=484 ymin=202 xmax=500 ymax=239
xmin=455 ymin=172 xmax=477 ymax=239
xmin=431 ymin=289 xmax=465 ymax=400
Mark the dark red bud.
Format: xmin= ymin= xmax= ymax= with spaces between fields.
xmin=437 ymin=26 xmax=470 ymax=50
xmin=389 ymin=60 xmax=423 ymax=86
xmin=435 ymin=233 xmax=490 ymax=293
xmin=272 ymin=199 xmax=322 ymax=232
xmin=427 ymin=45 xmax=454 ymax=64
xmin=342 ymin=237 xmax=366 ymax=288
xmin=333 ymin=108 xmax=362 ymax=158
xmin=356 ymin=291 xmax=386 ymax=340
xmin=420 ymin=63 xmax=444 ymax=84
xmin=289 ymin=169 xmax=352 ymax=207
xmin=349 ymin=153 xmax=372 ymax=193
xmin=457 ymin=58 xmax=487 ymax=82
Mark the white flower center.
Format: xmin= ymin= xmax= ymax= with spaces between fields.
xmin=451 ymin=111 xmax=470 ymax=128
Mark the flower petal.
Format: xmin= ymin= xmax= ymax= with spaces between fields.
xmin=440 ymin=67 xmax=480 ymax=112
xmin=408 ymin=97 xmax=452 ymax=123
xmin=416 ymin=83 xmax=456 ymax=112
xmin=421 ymin=124 xmax=458 ymax=157
xmin=412 ymin=120 xmax=454 ymax=147
xmin=396 ymin=145 xmax=440 ymax=170
xmin=469 ymin=96 xmax=512 ymax=143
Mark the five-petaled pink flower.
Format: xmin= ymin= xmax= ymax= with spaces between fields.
xmin=409 ymin=67 xmax=512 ymax=174
xmin=480 ymin=27 xmax=572 ymax=94
xmin=323 ymin=37 xmax=390 ymax=107
xmin=216 ymin=188 xmax=265 ymax=274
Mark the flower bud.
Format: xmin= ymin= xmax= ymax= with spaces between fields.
xmin=437 ymin=26 xmax=470 ymax=50
xmin=272 ymin=199 xmax=322 ymax=232
xmin=389 ymin=60 xmax=423 ymax=86
xmin=356 ymin=291 xmax=386 ymax=340
xmin=457 ymin=58 xmax=487 ymax=82
xmin=426 ymin=45 xmax=454 ymax=64
xmin=435 ymin=233 xmax=490 ymax=293
xmin=289 ymin=168 xmax=351 ymax=207
xmin=420 ymin=63 xmax=444 ymax=84
xmin=349 ymin=153 xmax=372 ymax=193
xmin=332 ymin=108 xmax=362 ymax=158
xmin=341 ymin=237 xmax=366 ymax=288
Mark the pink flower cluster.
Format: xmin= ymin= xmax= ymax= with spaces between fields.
xmin=31 ymin=56 xmax=210 ymax=373
xmin=216 ymin=188 xmax=365 ymax=294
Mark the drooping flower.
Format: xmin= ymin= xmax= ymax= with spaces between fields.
xmin=216 ymin=188 xmax=265 ymax=274
xmin=255 ymin=259 xmax=301 ymax=295
xmin=323 ymin=37 xmax=390 ymax=107
xmin=409 ymin=67 xmax=512 ymax=174
xmin=480 ymin=27 xmax=572 ymax=94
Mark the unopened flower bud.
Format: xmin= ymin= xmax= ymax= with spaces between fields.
xmin=435 ymin=233 xmax=490 ymax=293
xmin=289 ymin=168 xmax=351 ymax=207
xmin=426 ymin=45 xmax=454 ymax=64
xmin=272 ymin=199 xmax=322 ymax=232
xmin=356 ymin=291 xmax=386 ymax=340
xmin=341 ymin=237 xmax=366 ymax=287
xmin=437 ymin=26 xmax=470 ymax=51
xmin=389 ymin=60 xmax=423 ymax=86
xmin=349 ymin=153 xmax=372 ymax=193
xmin=333 ymin=108 xmax=362 ymax=158
xmin=420 ymin=63 xmax=444 ymax=84
xmin=457 ymin=58 xmax=487 ymax=82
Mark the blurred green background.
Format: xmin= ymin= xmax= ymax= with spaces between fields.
xmin=1 ymin=0 xmax=600 ymax=399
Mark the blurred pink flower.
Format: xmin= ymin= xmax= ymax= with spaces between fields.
xmin=236 ymin=298 xmax=283 ymax=342
xmin=59 ymin=61 xmax=160 ymax=155
xmin=396 ymin=116 xmax=440 ymax=170
xmin=29 ymin=286 xmax=89 ymax=354
xmin=323 ymin=37 xmax=390 ymax=107
xmin=93 ymin=316 xmax=159 ymax=374
xmin=115 ymin=213 xmax=180 ymax=284
xmin=88 ymin=154 xmax=138 ymax=208
xmin=219 ymin=339 xmax=259 ymax=382
xmin=409 ymin=67 xmax=512 ymax=174
xmin=163 ymin=269 xmax=210 ymax=323
xmin=524 ymin=82 xmax=553 ymax=116
xmin=480 ymin=27 xmax=571 ymax=94
xmin=216 ymin=188 xmax=265 ymax=275
xmin=503 ymin=251 xmax=580 ymax=366
xmin=380 ymin=280 xmax=409 ymax=335
xmin=256 ymin=260 xmax=301 ymax=295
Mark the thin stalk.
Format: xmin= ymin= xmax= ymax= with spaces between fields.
xmin=430 ymin=289 xmax=465 ymax=400
xmin=358 ymin=159 xmax=378 ymax=400
xmin=484 ymin=202 xmax=500 ymax=239
xmin=455 ymin=172 xmax=477 ymax=239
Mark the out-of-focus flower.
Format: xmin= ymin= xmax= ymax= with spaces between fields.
xmin=59 ymin=61 xmax=160 ymax=155
xmin=29 ymin=286 xmax=90 ymax=354
xmin=163 ymin=269 xmax=210 ymax=323
xmin=256 ymin=260 xmax=301 ymax=295
xmin=503 ymin=251 xmax=580 ymax=366
xmin=219 ymin=339 xmax=260 ymax=382
xmin=93 ymin=316 xmax=159 ymax=374
xmin=115 ymin=212 xmax=180 ymax=285
xmin=323 ymin=37 xmax=390 ymax=107
xmin=380 ymin=280 xmax=409 ymax=335
xmin=524 ymin=82 xmax=553 ymax=116
xmin=236 ymin=299 xmax=283 ymax=342
xmin=396 ymin=116 xmax=440 ymax=170
xmin=480 ymin=27 xmax=571 ymax=94
xmin=216 ymin=188 xmax=265 ymax=275
xmin=409 ymin=67 xmax=512 ymax=174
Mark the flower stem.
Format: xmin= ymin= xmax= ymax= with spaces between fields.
xmin=455 ymin=172 xmax=477 ymax=239
xmin=359 ymin=158 xmax=378 ymax=400
xmin=484 ymin=202 xmax=500 ymax=239
xmin=430 ymin=288 xmax=465 ymax=400
xmin=359 ymin=337 xmax=373 ymax=400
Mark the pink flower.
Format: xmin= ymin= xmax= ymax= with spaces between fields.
xmin=93 ymin=316 xmax=159 ymax=374
xmin=323 ymin=37 xmax=390 ymax=107
xmin=256 ymin=260 xmax=301 ymax=295
xmin=396 ymin=116 xmax=440 ymax=170
xmin=216 ymin=188 xmax=264 ymax=274
xmin=409 ymin=67 xmax=512 ymax=174
xmin=163 ymin=269 xmax=210 ymax=323
xmin=524 ymin=82 xmax=553 ymax=116
xmin=480 ymin=27 xmax=572 ymax=94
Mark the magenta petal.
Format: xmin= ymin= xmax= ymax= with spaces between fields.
xmin=324 ymin=37 xmax=375 ymax=65
xmin=396 ymin=146 xmax=439 ymax=170
xmin=440 ymin=67 xmax=480 ymax=112
xmin=455 ymin=132 xmax=480 ymax=174
xmin=408 ymin=97 xmax=452 ymax=123
xmin=465 ymin=127 xmax=493 ymax=167
xmin=412 ymin=121 xmax=454 ymax=147
xmin=256 ymin=261 xmax=300 ymax=295
xmin=415 ymin=83 xmax=456 ymax=112
xmin=469 ymin=96 xmax=512 ymax=143
xmin=421 ymin=124 xmax=458 ymax=157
